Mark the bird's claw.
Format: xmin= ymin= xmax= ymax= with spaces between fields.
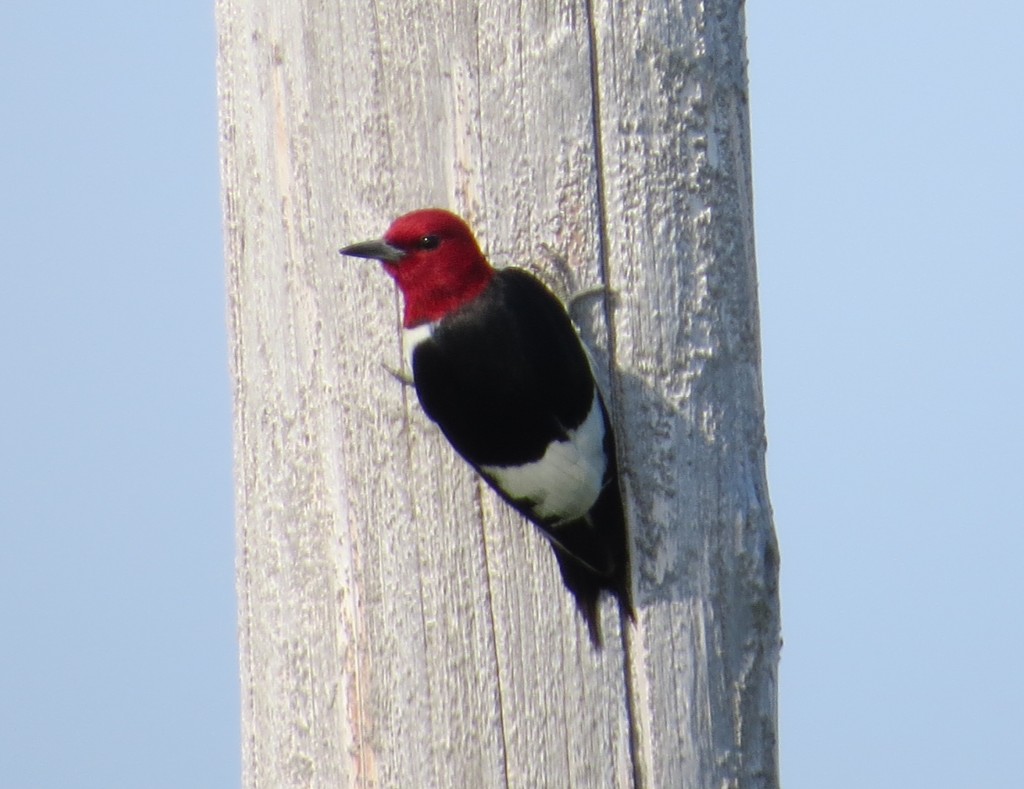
xmin=382 ymin=362 xmax=414 ymax=387
xmin=567 ymin=285 xmax=616 ymax=323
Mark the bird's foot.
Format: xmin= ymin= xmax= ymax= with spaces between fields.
xmin=382 ymin=362 xmax=414 ymax=387
xmin=535 ymin=243 xmax=617 ymax=322
xmin=567 ymin=285 xmax=617 ymax=324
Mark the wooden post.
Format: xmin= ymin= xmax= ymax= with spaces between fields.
xmin=217 ymin=0 xmax=779 ymax=786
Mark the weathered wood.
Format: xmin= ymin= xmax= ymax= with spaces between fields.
xmin=217 ymin=0 xmax=779 ymax=786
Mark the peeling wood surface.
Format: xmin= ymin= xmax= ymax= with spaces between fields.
xmin=217 ymin=1 xmax=779 ymax=787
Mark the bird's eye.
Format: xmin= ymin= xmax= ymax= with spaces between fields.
xmin=418 ymin=235 xmax=441 ymax=250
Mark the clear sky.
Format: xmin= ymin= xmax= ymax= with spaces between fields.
xmin=1 ymin=2 xmax=1020 ymax=788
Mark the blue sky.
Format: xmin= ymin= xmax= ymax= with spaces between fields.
xmin=1 ymin=2 xmax=1020 ymax=787
xmin=749 ymin=3 xmax=1022 ymax=786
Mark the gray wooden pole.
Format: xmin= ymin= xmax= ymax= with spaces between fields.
xmin=217 ymin=1 xmax=779 ymax=786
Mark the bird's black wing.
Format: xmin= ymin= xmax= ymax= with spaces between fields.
xmin=411 ymin=267 xmax=594 ymax=469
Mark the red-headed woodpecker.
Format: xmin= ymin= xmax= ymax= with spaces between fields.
xmin=341 ymin=209 xmax=633 ymax=645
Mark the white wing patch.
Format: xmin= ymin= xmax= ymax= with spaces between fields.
xmin=482 ymin=392 xmax=607 ymax=524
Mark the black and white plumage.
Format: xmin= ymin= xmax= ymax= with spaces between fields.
xmin=341 ymin=209 xmax=633 ymax=645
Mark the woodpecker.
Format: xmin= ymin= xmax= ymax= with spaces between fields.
xmin=341 ymin=209 xmax=632 ymax=645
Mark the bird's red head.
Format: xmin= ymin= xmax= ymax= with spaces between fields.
xmin=341 ymin=209 xmax=494 ymax=328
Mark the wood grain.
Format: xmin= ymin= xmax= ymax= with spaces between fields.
xmin=217 ymin=0 xmax=779 ymax=786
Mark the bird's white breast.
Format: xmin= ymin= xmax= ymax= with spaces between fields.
xmin=482 ymin=392 xmax=607 ymax=524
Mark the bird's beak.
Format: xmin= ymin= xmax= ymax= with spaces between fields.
xmin=339 ymin=239 xmax=406 ymax=262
